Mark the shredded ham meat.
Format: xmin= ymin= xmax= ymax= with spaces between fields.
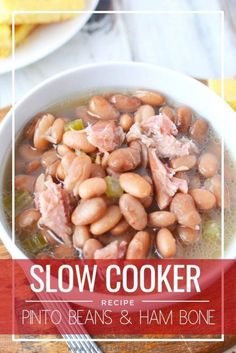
xmin=141 ymin=114 xmax=178 ymax=136
xmin=127 ymin=114 xmax=198 ymax=159
xmin=86 ymin=120 xmax=125 ymax=152
xmin=35 ymin=180 xmax=73 ymax=245
xmin=148 ymin=148 xmax=188 ymax=209
xmin=94 ymin=240 xmax=127 ymax=259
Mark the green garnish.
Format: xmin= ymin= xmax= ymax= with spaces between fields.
xmin=202 ymin=220 xmax=221 ymax=240
xmin=105 ymin=176 xmax=123 ymax=198
xmin=3 ymin=190 xmax=33 ymax=217
xmin=22 ymin=233 xmax=48 ymax=254
xmin=65 ymin=119 xmax=84 ymax=131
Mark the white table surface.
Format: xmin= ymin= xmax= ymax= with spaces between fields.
xmin=0 ymin=0 xmax=236 ymax=107
xmin=0 ymin=1 xmax=235 ymax=351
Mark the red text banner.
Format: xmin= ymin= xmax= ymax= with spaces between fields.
xmin=0 ymin=259 xmax=235 ymax=336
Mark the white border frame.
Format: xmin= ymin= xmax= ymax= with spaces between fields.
xmin=11 ymin=9 xmax=225 ymax=343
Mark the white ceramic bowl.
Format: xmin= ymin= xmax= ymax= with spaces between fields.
xmin=0 ymin=62 xmax=235 ymax=259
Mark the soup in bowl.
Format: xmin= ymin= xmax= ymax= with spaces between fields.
xmin=0 ymin=62 xmax=235 ymax=259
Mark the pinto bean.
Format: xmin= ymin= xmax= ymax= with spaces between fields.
xmin=198 ymin=153 xmax=219 ymax=177
xmin=110 ymin=94 xmax=141 ymax=113
xmin=170 ymin=155 xmax=197 ymax=172
xmin=126 ymin=231 xmax=150 ymax=259
xmin=119 ymin=194 xmax=147 ymax=230
xmin=189 ymin=118 xmax=208 ymax=140
xmin=149 ymin=211 xmax=176 ymax=228
xmin=108 ymin=147 xmax=141 ymax=172
xmin=90 ymin=205 xmax=122 ymax=235
xmin=78 ymin=177 xmax=107 ymax=199
xmin=156 ymin=228 xmax=176 ymax=258
xmin=63 ymin=130 xmax=97 ymax=153
xmin=41 ymin=149 xmax=58 ymax=168
xmin=88 ymin=95 xmax=119 ymax=120
xmin=110 ymin=218 xmax=130 ymax=236
xmin=46 ymin=118 xmax=65 ymax=144
xmin=34 ymin=114 xmax=55 ymax=150
xmin=205 ymin=174 xmax=230 ymax=208
xmin=83 ymin=238 xmax=103 ymax=259
xmin=159 ymin=106 xmax=176 ymax=123
xmin=71 ymin=197 xmax=107 ymax=226
xmin=57 ymin=144 xmax=72 ymax=157
xmin=90 ymin=164 xmax=106 ymax=178
xmin=170 ymin=193 xmax=201 ymax=230
xmin=120 ymin=113 xmax=134 ymax=132
xmin=133 ymin=90 xmax=165 ymax=106
xmin=189 ymin=188 xmax=216 ymax=210
xmin=119 ymin=172 xmax=152 ymax=198
xmin=176 ymin=106 xmax=192 ymax=133
xmin=134 ymin=104 xmax=155 ymax=123
xmin=140 ymin=175 xmax=153 ymax=208
xmin=61 ymin=151 xmax=76 ymax=171
xmin=177 ymin=226 xmax=200 ymax=245
xmin=15 ymin=174 xmax=35 ymax=193
xmin=16 ymin=209 xmax=40 ymax=228
xmin=63 ymin=154 xmax=92 ymax=195
xmin=73 ymin=225 xmax=91 ymax=249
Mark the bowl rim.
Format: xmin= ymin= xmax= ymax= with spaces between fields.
xmin=0 ymin=61 xmax=235 ymax=260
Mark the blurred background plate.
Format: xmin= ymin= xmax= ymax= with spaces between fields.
xmin=0 ymin=0 xmax=99 ymax=74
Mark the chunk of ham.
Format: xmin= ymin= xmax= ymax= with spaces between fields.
xmin=127 ymin=122 xmax=153 ymax=146
xmin=153 ymin=135 xmax=198 ymax=159
xmin=94 ymin=240 xmax=127 ymax=259
xmin=141 ymin=114 xmax=178 ymax=136
xmin=86 ymin=120 xmax=125 ymax=153
xmin=35 ymin=180 xmax=73 ymax=245
xmin=127 ymin=114 xmax=198 ymax=159
xmin=148 ymin=148 xmax=188 ymax=209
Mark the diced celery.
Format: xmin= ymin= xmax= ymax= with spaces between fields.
xmin=22 ymin=233 xmax=48 ymax=254
xmin=3 ymin=190 xmax=33 ymax=217
xmin=65 ymin=119 xmax=84 ymax=131
xmin=3 ymin=194 xmax=12 ymax=218
xmin=15 ymin=190 xmax=33 ymax=214
xmin=202 ymin=220 xmax=221 ymax=240
xmin=105 ymin=176 xmax=123 ymax=198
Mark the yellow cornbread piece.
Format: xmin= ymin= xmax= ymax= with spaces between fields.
xmin=208 ymin=79 xmax=236 ymax=111
xmin=0 ymin=24 xmax=11 ymax=56
xmin=0 ymin=0 xmax=85 ymax=24
xmin=0 ymin=23 xmax=35 ymax=57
